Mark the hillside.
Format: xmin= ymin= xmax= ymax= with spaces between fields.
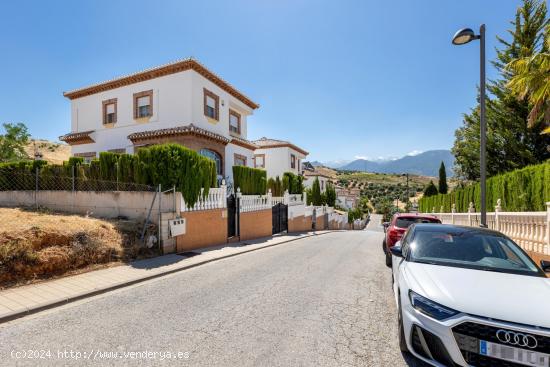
xmin=23 ymin=139 xmax=71 ymax=164
xmin=339 ymin=150 xmax=454 ymax=177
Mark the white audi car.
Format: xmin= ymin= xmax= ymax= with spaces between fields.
xmin=389 ymin=223 xmax=550 ymax=367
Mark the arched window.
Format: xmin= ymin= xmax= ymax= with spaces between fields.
xmin=199 ymin=149 xmax=223 ymax=176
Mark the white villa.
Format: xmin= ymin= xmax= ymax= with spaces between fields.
xmin=303 ymin=171 xmax=331 ymax=192
xmin=252 ymin=137 xmax=308 ymax=179
xmin=60 ymin=58 xmax=260 ymax=183
xmin=61 ymin=58 xmax=310 ymax=186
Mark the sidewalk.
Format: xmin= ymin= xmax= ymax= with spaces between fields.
xmin=0 ymin=231 xmax=331 ymax=324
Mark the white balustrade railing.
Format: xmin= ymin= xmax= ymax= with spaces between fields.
xmin=181 ymin=186 xmax=226 ymax=212
xmin=288 ymin=193 xmax=304 ymax=206
xmin=272 ymin=196 xmax=284 ymax=206
xmin=430 ymin=201 xmax=550 ymax=257
xmin=238 ymin=188 xmax=271 ymax=213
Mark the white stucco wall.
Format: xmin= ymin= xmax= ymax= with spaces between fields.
xmin=68 ymin=68 xmax=253 ymax=157
xmin=254 ymin=146 xmax=306 ymax=179
xmin=304 ymin=175 xmax=329 ymax=192
xmin=225 ymin=143 xmax=255 ymax=184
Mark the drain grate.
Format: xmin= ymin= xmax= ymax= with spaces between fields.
xmin=177 ymin=251 xmax=201 ymax=258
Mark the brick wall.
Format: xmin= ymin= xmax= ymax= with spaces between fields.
xmin=315 ymin=215 xmax=326 ymax=230
xmin=176 ymin=209 xmax=227 ymax=252
xmin=240 ymin=209 xmax=272 ymax=241
xmin=288 ymin=215 xmax=312 ymax=233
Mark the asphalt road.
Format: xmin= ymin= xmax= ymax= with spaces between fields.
xmin=0 ymin=229 xmax=427 ymax=367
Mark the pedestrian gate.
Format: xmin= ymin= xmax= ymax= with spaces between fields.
xmin=272 ymin=202 xmax=288 ymax=234
xmin=227 ymin=194 xmax=239 ymax=238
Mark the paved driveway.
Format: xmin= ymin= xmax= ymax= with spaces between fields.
xmin=0 ymin=230 xmax=427 ymax=366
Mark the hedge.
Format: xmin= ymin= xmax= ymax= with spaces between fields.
xmin=282 ymin=172 xmax=304 ymax=194
xmin=267 ymin=176 xmax=283 ymax=196
xmin=0 ymin=144 xmax=218 ymax=208
xmin=233 ymin=166 xmax=267 ymax=195
xmin=419 ymin=160 xmax=550 ymax=213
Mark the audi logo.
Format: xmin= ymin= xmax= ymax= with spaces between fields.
xmin=496 ymin=330 xmax=538 ymax=349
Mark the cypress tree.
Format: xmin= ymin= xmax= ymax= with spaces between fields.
xmin=423 ymin=180 xmax=438 ymax=197
xmin=438 ymin=161 xmax=448 ymax=194
xmin=311 ymin=177 xmax=322 ymax=205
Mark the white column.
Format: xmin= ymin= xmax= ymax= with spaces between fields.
xmin=451 ymin=204 xmax=456 ymax=225
xmin=495 ymin=198 xmax=502 ymax=232
xmin=468 ymin=202 xmax=475 ymax=227
xmin=268 ymin=189 xmax=273 ymax=207
xmin=283 ymin=190 xmax=289 ymax=205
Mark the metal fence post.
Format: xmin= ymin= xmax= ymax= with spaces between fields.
xmin=35 ymin=167 xmax=39 ymax=209
xmin=173 ymin=185 xmax=177 ymax=216
xmin=158 ymin=184 xmax=162 ymax=255
xmin=72 ymin=165 xmax=75 ymax=192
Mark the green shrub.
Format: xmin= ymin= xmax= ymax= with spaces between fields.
xmin=267 ymin=176 xmax=283 ymax=196
xmin=233 ymin=166 xmax=267 ymax=195
xmin=419 ymin=160 xmax=550 ymax=212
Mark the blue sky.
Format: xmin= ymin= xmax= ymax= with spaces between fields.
xmin=1 ymin=0 xmax=522 ymax=162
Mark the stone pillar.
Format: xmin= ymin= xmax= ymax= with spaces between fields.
xmin=495 ymin=198 xmax=502 ymax=232
xmin=451 ymin=204 xmax=456 ymax=225
xmin=468 ymin=202 xmax=475 ymax=227
xmin=546 ymin=202 xmax=550 ymax=249
xmin=283 ymin=190 xmax=289 ymax=205
xmin=267 ymin=189 xmax=273 ymax=207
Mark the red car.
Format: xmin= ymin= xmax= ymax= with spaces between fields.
xmin=382 ymin=213 xmax=441 ymax=266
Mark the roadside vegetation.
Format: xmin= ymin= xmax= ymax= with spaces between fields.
xmin=0 ymin=208 xmax=158 ymax=288
xmin=452 ymin=0 xmax=549 ymax=180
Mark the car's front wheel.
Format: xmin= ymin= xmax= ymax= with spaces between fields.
xmin=397 ymin=294 xmax=409 ymax=353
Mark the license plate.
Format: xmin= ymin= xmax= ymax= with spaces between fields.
xmin=480 ymin=340 xmax=550 ymax=367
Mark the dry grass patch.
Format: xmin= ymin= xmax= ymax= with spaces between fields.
xmin=0 ymin=208 xmax=157 ymax=287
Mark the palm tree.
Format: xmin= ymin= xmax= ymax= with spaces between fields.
xmin=507 ymin=24 xmax=550 ymax=132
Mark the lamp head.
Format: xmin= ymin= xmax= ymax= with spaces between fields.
xmin=452 ymin=28 xmax=477 ymax=45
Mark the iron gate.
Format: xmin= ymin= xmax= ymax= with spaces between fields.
xmin=227 ymin=194 xmax=239 ymax=238
xmin=272 ymin=203 xmax=288 ymax=234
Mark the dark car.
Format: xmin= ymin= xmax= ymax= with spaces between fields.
xmin=382 ymin=213 xmax=441 ymax=266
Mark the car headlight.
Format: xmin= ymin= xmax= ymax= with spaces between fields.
xmin=409 ymin=290 xmax=460 ymax=320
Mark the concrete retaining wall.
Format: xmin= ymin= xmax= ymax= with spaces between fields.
xmin=288 ymin=215 xmax=312 ymax=233
xmin=0 ymin=190 xmax=175 ymax=224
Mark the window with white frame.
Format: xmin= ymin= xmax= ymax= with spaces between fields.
xmin=254 ymin=154 xmax=265 ymax=168
xmin=203 ymin=89 xmax=219 ymax=120
xmin=234 ymin=154 xmax=246 ymax=166
xmin=134 ymin=90 xmax=153 ymax=118
xmin=103 ymin=99 xmax=117 ymax=124
xmin=229 ymin=110 xmax=241 ymax=134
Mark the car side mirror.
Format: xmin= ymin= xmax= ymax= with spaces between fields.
xmin=390 ymin=242 xmax=403 ymax=257
xmin=541 ymin=260 xmax=550 ymax=273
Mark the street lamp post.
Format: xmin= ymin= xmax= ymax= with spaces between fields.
xmin=452 ymin=25 xmax=487 ymax=227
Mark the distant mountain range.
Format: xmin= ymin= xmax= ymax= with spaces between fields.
xmin=315 ymin=150 xmax=455 ymax=177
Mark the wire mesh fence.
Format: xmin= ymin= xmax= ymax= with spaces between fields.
xmin=0 ymin=168 xmax=155 ymax=192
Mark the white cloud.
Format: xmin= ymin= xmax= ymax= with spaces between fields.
xmin=406 ymin=150 xmax=423 ymax=156
xmin=354 ymin=155 xmax=369 ymax=160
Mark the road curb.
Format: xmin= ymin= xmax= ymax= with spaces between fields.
xmin=0 ymin=231 xmax=334 ymax=324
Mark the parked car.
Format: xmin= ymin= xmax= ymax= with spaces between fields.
xmin=389 ymin=223 xmax=550 ymax=367
xmin=383 ymin=213 xmax=441 ymax=266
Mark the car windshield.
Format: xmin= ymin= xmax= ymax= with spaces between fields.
xmin=409 ymin=229 xmax=543 ymax=276
xmin=395 ymin=217 xmax=440 ymax=229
